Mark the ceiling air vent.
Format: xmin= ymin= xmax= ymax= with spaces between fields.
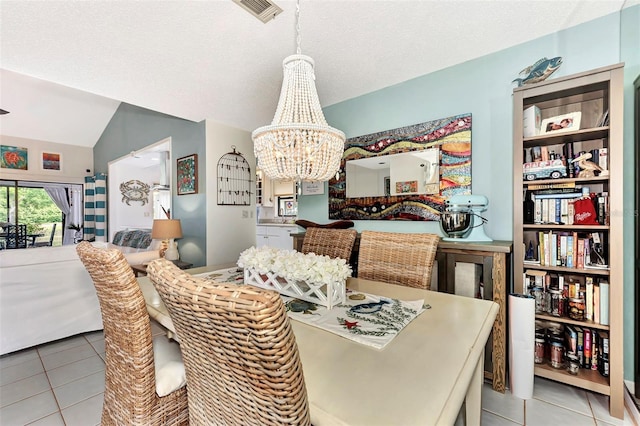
xmin=233 ymin=0 xmax=283 ymax=23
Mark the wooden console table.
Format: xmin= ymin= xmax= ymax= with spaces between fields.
xmin=292 ymin=232 xmax=512 ymax=393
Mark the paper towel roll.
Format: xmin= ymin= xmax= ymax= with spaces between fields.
xmin=509 ymin=293 xmax=535 ymax=399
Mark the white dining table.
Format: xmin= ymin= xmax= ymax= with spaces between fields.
xmin=138 ymin=266 xmax=499 ymax=426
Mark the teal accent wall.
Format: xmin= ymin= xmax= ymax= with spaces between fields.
xmin=301 ymin=7 xmax=638 ymax=381
xmin=94 ymin=103 xmax=207 ymax=266
xmin=620 ymin=4 xmax=640 ymax=384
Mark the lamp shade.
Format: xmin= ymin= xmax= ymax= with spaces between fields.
xmin=151 ymin=219 xmax=183 ymax=240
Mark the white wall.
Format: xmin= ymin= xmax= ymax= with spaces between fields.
xmin=107 ymin=162 xmax=158 ymax=238
xmin=0 ymin=135 xmax=93 ymax=184
xmin=205 ymin=120 xmax=256 ymax=266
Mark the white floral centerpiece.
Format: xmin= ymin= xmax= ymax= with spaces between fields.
xmin=238 ymin=246 xmax=352 ymax=309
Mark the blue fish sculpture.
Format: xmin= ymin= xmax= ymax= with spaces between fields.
xmin=349 ymin=299 xmax=390 ymax=314
xmin=512 ymin=57 xmax=563 ymax=87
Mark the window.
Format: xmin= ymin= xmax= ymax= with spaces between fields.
xmin=0 ymin=180 xmax=83 ymax=247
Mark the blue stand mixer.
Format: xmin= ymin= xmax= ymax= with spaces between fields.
xmin=439 ymin=195 xmax=492 ymax=242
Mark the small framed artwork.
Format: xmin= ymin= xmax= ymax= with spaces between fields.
xmin=1 ymin=145 xmax=28 ymax=170
xmin=301 ymin=181 xmax=324 ymax=195
xmin=540 ymin=111 xmax=582 ymax=135
xmin=42 ymin=152 xmax=61 ymax=171
xmin=395 ymin=180 xmax=418 ymax=194
xmin=177 ymin=154 xmax=198 ymax=195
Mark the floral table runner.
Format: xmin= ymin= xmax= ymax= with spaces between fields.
xmin=195 ymin=268 xmax=426 ymax=350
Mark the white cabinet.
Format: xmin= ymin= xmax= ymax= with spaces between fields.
xmin=256 ymin=225 xmax=298 ymax=250
xmin=273 ymin=180 xmax=295 ymax=196
xmin=256 ymin=171 xmax=274 ymax=206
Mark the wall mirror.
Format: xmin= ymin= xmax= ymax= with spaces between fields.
xmin=329 ymin=114 xmax=472 ymax=221
xmin=346 ymin=149 xmax=439 ymax=198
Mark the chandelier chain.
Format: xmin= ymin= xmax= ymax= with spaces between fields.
xmin=295 ymin=0 xmax=301 ymax=55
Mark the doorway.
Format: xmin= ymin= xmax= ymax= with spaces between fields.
xmin=107 ymin=138 xmax=171 ymax=241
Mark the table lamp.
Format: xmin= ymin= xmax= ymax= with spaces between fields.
xmin=151 ymin=219 xmax=183 ymax=261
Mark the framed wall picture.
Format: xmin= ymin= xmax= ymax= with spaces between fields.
xmin=540 ymin=111 xmax=582 ymax=135
xmin=41 ymin=152 xmax=61 ymax=171
xmin=1 ymin=145 xmax=28 ymax=170
xmin=301 ymin=181 xmax=324 ymax=195
xmin=177 ymin=154 xmax=198 ymax=195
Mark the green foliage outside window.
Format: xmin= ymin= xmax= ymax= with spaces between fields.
xmin=0 ymin=187 xmax=64 ymax=234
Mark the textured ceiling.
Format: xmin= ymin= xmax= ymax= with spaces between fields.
xmin=0 ymin=0 xmax=636 ymax=147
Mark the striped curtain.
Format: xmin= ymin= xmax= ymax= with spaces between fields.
xmin=84 ymin=173 xmax=108 ymax=242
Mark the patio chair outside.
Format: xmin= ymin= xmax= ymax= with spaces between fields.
xmin=301 ymin=227 xmax=357 ymax=261
xmin=147 ymin=259 xmax=311 ymax=426
xmin=32 ymin=223 xmax=56 ymax=247
xmin=76 ymin=242 xmax=189 ymax=426
xmin=4 ymin=224 xmax=27 ymax=249
xmin=358 ymin=231 xmax=440 ymax=289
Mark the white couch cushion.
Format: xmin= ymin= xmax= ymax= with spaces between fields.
xmin=152 ymin=335 xmax=187 ymax=397
xmin=91 ymin=242 xmax=159 ymax=265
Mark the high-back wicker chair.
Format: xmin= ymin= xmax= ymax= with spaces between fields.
xmin=301 ymin=227 xmax=357 ymax=261
xmin=357 ymin=231 xmax=440 ymax=289
xmin=76 ymin=242 xmax=189 ymax=426
xmin=147 ymin=258 xmax=311 ymax=426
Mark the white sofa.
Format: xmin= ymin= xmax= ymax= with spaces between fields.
xmin=0 ymin=238 xmax=160 ymax=355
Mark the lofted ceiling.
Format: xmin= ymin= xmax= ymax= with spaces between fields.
xmin=0 ymin=0 xmax=637 ymax=148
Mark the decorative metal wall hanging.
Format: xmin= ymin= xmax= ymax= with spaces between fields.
xmin=217 ymin=146 xmax=252 ymax=205
xmin=120 ymin=179 xmax=150 ymax=205
xmin=329 ymin=114 xmax=472 ymax=221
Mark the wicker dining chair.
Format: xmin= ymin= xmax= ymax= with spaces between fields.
xmin=301 ymin=227 xmax=357 ymax=261
xmin=357 ymin=231 xmax=440 ymax=289
xmin=147 ymin=258 xmax=311 ymax=426
xmin=76 ymin=242 xmax=189 ymax=426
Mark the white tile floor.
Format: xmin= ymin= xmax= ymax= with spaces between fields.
xmin=1 ymin=322 xmax=636 ymax=425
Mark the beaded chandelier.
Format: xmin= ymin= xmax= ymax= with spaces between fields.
xmin=252 ymin=0 xmax=345 ymax=182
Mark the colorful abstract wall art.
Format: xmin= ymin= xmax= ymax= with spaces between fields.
xmin=1 ymin=145 xmax=28 ymax=170
xmin=42 ymin=152 xmax=61 ymax=171
xmin=177 ymin=154 xmax=198 ymax=195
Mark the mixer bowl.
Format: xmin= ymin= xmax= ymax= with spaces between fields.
xmin=440 ymin=211 xmax=472 ymax=238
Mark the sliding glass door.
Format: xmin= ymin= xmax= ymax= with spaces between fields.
xmin=0 ymin=180 xmax=81 ymax=247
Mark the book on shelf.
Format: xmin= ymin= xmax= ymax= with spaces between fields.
xmin=584 ymin=238 xmax=591 ymax=265
xmin=576 ymin=239 xmax=585 ymax=269
xmin=527 ymin=182 xmax=576 ymax=190
xmin=590 ymin=329 xmax=599 ymax=371
xmin=565 ymin=142 xmax=575 ymax=178
xmin=599 ymin=281 xmax=610 ymax=326
xmin=543 ymin=233 xmax=550 ymax=265
xmin=559 ymin=235 xmax=568 ymax=266
xmin=533 ymin=192 xmax=582 ymax=200
xmin=565 ymin=325 xmax=578 ymax=356
xmin=534 ymin=187 xmax=577 ymax=195
xmin=585 ymin=277 xmax=594 ymax=321
xmin=593 ymin=283 xmax=600 ymax=324
xmin=566 ymin=235 xmax=574 ymax=268
xmin=598 ymin=330 xmax=609 ymax=377
xmin=584 ymin=329 xmax=592 ymax=368
xmin=534 ymin=198 xmax=542 ymax=223
xmin=576 ymin=327 xmax=585 ymax=366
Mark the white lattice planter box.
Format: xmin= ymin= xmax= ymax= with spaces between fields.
xmin=244 ymin=268 xmax=346 ymax=309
